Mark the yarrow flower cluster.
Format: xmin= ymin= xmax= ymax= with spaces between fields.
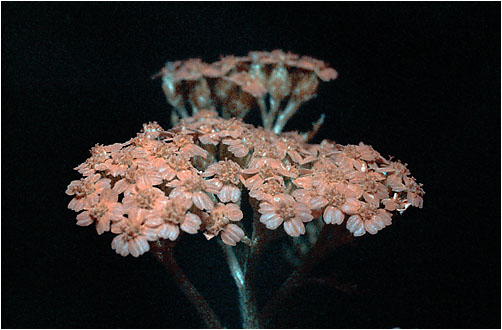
xmin=155 ymin=49 xmax=338 ymax=132
xmin=66 ymin=50 xmax=425 ymax=330
xmin=67 ymin=111 xmax=424 ymax=257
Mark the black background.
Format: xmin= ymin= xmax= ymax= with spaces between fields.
xmin=2 ymin=2 xmax=500 ymax=329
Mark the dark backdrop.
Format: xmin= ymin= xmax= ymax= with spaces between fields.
xmin=2 ymin=2 xmax=500 ymax=329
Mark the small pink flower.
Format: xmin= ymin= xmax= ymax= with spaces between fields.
xmin=141 ymin=121 xmax=164 ymax=140
xmin=113 ymin=165 xmax=163 ymax=195
xmin=167 ymin=170 xmax=219 ymax=211
xmin=258 ymin=194 xmax=313 ymax=237
xmin=242 ymin=157 xmax=292 ymax=191
xmin=111 ymin=209 xmax=158 ymax=257
xmin=203 ymin=160 xmax=243 ymax=203
xmin=202 ymin=203 xmax=244 ymax=246
xmin=74 ymin=143 xmax=124 ymax=176
xmin=249 ymin=177 xmax=285 ymax=202
xmin=403 ymin=176 xmax=424 ymax=208
xmin=75 ymin=189 xmax=125 ymax=234
xmin=66 ymin=174 xmax=111 ymax=212
xmin=166 ymin=133 xmax=208 ymax=159
xmin=145 ymin=197 xmax=201 ymax=241
xmin=340 ymin=198 xmax=362 ymax=215
xmin=363 ymin=209 xmax=392 ymax=235
xmin=122 ymin=187 xmax=165 ymax=211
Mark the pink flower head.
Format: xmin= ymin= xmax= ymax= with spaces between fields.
xmin=122 ymin=187 xmax=165 ymax=212
xmin=308 ymin=183 xmax=348 ymax=226
xmin=249 ymin=176 xmax=286 ymax=202
xmin=258 ymin=194 xmax=313 ymax=237
xmin=74 ymin=143 xmax=123 ymax=176
xmin=203 ymin=160 xmax=243 ymax=203
xmin=295 ymin=56 xmax=338 ymax=81
xmin=75 ymin=188 xmax=125 ymax=234
xmin=242 ymin=157 xmax=293 ymax=191
xmin=66 ymin=174 xmax=111 ymax=212
xmin=145 ymin=197 xmax=201 ymax=241
xmin=113 ymin=165 xmax=163 ymax=196
xmin=111 ymin=208 xmax=158 ymax=257
xmin=346 ymin=202 xmax=393 ymax=237
xmin=222 ymin=136 xmax=253 ymax=158
xmin=403 ymin=176 xmax=424 ymax=208
xmin=141 ymin=121 xmax=164 ymax=139
xmin=166 ymin=132 xmax=208 ymax=159
xmin=167 ymin=170 xmax=220 ymax=211
xmin=202 ymin=203 xmax=244 ymax=246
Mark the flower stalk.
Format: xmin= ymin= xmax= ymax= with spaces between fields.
xmin=150 ymin=240 xmax=223 ymax=329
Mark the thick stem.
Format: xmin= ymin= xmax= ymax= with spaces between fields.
xmin=151 ymin=241 xmax=223 ymax=329
xmin=265 ymin=97 xmax=281 ymax=130
xmin=220 ymin=241 xmax=260 ymax=328
xmin=272 ymin=99 xmax=300 ymax=134
xmin=257 ymin=96 xmax=268 ymax=129
xmin=242 ymin=211 xmax=269 ymax=328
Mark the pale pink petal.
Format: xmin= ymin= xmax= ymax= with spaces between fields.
xmin=364 ymin=220 xmax=379 ymax=235
xmin=84 ymin=193 xmax=99 ymax=209
xmin=108 ymin=203 xmax=126 ymax=220
xmin=309 ymin=196 xmax=329 ymax=209
xmin=136 ymin=175 xmax=152 ymax=190
xmin=177 ymin=170 xmax=194 ymax=181
xmin=94 ymin=178 xmax=111 ymax=191
xmin=258 ymin=203 xmax=275 ymax=213
xmin=221 ymin=224 xmax=245 ymax=246
xmin=205 ymin=179 xmax=222 ymax=194
xmin=287 ymin=150 xmax=303 ymax=163
xmin=137 ymin=236 xmax=150 ymax=254
xmin=283 ymin=218 xmax=305 ymax=237
xmin=228 ymin=144 xmax=248 ymax=158
xmin=192 ymin=192 xmax=214 ymax=211
xmin=341 ymin=198 xmax=362 ymax=215
xmin=158 ymin=223 xmax=180 ymax=241
xmin=181 ymin=213 xmax=201 ymax=234
xmin=229 ymin=186 xmax=241 ymax=203
xmin=96 ymin=215 xmax=111 ymax=235
xmin=317 ymin=67 xmax=338 ymax=81
xmin=112 ymin=178 xmax=128 ymax=194
xmin=144 ymin=215 xmax=163 ymax=227
xmin=323 ymin=206 xmax=344 ymax=225
xmin=128 ymin=239 xmax=142 ymax=257
xmin=371 ymin=214 xmax=386 ymax=230
xmin=260 ymin=212 xmax=283 ymax=229
xmin=225 ymin=204 xmax=243 ymax=221
xmin=112 ymin=235 xmax=130 ymax=257
xmin=218 ymin=185 xmax=232 ymax=203
xmin=346 ymin=215 xmax=366 ymax=236
xmin=68 ymin=198 xmax=85 ymax=212
xmin=76 ymin=211 xmax=93 ymax=226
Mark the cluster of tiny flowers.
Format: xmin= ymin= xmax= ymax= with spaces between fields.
xmin=67 ymin=112 xmax=424 ymax=257
xmin=157 ymin=50 xmax=338 ymax=132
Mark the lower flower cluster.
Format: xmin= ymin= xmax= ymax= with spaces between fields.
xmin=66 ymin=111 xmax=424 ymax=257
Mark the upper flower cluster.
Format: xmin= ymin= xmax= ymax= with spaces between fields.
xmin=156 ymin=50 xmax=338 ymax=133
xmin=67 ymin=112 xmax=424 ymax=257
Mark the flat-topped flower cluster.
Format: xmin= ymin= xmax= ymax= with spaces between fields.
xmin=157 ymin=49 xmax=337 ymax=132
xmin=67 ymin=111 xmax=424 ymax=257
